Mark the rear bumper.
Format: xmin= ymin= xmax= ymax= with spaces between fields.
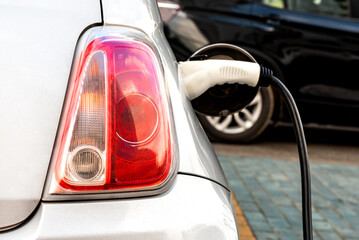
xmin=2 ymin=174 xmax=238 ymax=240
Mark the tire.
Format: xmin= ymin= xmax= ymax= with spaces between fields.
xmin=197 ymin=86 xmax=275 ymax=143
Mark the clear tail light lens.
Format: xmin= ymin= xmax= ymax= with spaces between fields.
xmin=51 ymin=37 xmax=173 ymax=193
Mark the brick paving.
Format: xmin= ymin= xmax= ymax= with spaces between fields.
xmin=232 ymin=192 xmax=256 ymax=240
xmin=218 ymin=155 xmax=359 ymax=240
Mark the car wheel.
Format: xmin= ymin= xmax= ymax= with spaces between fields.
xmin=197 ymin=86 xmax=274 ymax=143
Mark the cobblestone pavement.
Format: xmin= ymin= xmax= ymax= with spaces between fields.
xmin=218 ymin=155 xmax=359 ymax=240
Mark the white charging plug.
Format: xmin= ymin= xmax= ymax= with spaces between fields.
xmin=178 ymin=59 xmax=261 ymax=100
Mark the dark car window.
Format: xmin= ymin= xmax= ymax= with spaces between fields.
xmin=261 ymin=0 xmax=351 ymax=18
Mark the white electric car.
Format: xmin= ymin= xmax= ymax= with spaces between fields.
xmin=0 ymin=0 xmax=238 ymax=239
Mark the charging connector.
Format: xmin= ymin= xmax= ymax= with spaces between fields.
xmin=179 ymin=59 xmax=261 ymax=100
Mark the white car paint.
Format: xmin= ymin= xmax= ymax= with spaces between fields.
xmin=0 ymin=0 xmax=102 ymax=229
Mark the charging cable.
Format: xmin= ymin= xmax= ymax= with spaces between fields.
xmin=179 ymin=60 xmax=313 ymax=240
xmin=259 ymin=67 xmax=313 ymax=240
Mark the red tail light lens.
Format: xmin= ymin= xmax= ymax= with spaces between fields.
xmin=51 ymin=37 xmax=173 ymax=193
xmin=115 ymin=93 xmax=158 ymax=144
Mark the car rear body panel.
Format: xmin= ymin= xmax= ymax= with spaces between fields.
xmin=1 ymin=0 xmax=233 ymax=235
xmin=0 ymin=0 xmax=102 ymax=229
xmin=2 ymin=175 xmax=237 ymax=240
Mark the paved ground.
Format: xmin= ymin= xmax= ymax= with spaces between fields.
xmin=213 ymin=141 xmax=359 ymax=167
xmin=218 ymin=154 xmax=359 ymax=240
xmin=212 ymin=127 xmax=359 ymax=240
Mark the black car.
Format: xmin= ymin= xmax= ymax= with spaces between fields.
xmin=159 ymin=0 xmax=359 ymax=142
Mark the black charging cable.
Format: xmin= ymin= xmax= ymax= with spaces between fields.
xmin=259 ymin=67 xmax=313 ymax=240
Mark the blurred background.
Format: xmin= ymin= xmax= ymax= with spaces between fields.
xmin=158 ymin=0 xmax=359 ymax=239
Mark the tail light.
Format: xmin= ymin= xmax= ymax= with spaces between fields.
xmin=49 ymin=36 xmax=174 ymax=194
